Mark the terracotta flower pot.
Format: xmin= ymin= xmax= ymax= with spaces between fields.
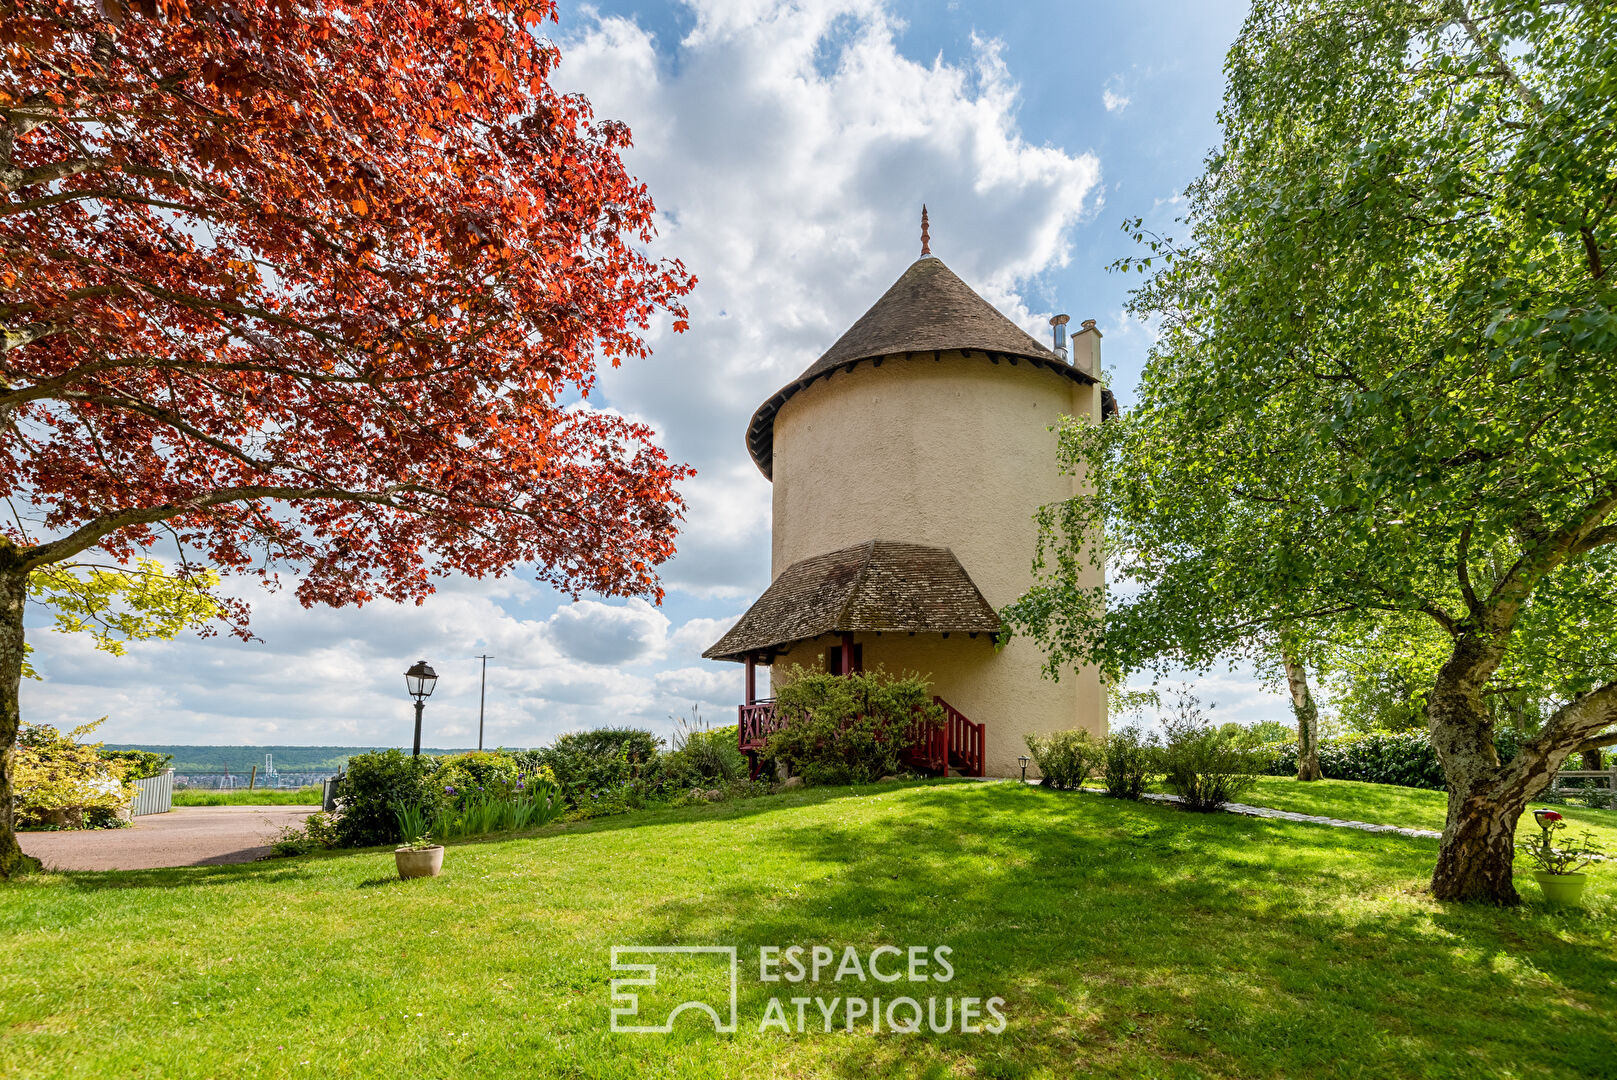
xmin=1533 ymin=871 xmax=1587 ymax=907
xmin=395 ymin=844 xmax=444 ymax=879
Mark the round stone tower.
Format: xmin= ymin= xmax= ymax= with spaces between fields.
xmin=706 ymin=244 xmax=1109 ymax=777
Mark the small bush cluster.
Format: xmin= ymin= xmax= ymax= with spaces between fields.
xmin=268 ymin=811 xmax=339 ymax=857
xmin=1101 ymin=725 xmax=1156 ymax=800
xmin=1157 ymin=697 xmax=1266 ymax=812
xmin=1031 ymin=697 xmax=1269 ymax=813
xmin=1024 ymin=730 xmax=1103 ymax=789
xmin=513 ymin=727 xmax=662 ymax=808
xmin=326 ymin=719 xmax=773 ymax=849
xmin=763 ymin=666 xmax=942 ymax=785
xmin=1260 ymin=729 xmax=1522 ymax=790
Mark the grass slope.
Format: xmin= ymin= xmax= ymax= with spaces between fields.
xmin=3 ymin=780 xmax=1614 ymax=1080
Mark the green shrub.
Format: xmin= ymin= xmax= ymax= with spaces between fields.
xmin=522 ymin=728 xmax=664 ymax=807
xmin=265 ymin=812 xmax=338 ymax=858
xmin=1259 ymin=729 xmax=1523 ymax=790
xmin=1100 ymin=725 xmax=1157 ymax=800
xmin=98 ymin=748 xmax=171 ymax=780
xmin=663 ymin=713 xmax=745 ymax=788
xmin=1159 ymin=697 xmax=1265 ymax=812
xmin=763 ymin=666 xmax=942 ymax=786
xmin=333 ymin=749 xmax=443 ymax=847
xmin=1025 ymin=729 xmax=1103 ymax=789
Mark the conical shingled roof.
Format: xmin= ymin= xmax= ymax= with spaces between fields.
xmin=745 ymin=256 xmax=1096 ymax=477
xmin=702 ymin=539 xmax=1001 ymax=663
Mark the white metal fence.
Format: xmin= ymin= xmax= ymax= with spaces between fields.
xmin=132 ymin=769 xmax=175 ymax=816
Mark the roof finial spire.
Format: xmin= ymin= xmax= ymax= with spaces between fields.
xmin=920 ymin=204 xmax=931 ymax=257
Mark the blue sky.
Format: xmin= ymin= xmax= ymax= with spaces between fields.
xmin=25 ymin=0 xmax=1276 ymax=748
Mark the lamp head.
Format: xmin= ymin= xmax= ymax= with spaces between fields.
xmin=405 ymin=659 xmax=439 ymax=700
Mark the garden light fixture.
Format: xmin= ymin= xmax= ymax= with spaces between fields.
xmin=1018 ymin=755 xmax=1029 ymax=784
xmin=405 ymin=659 xmax=438 ymax=757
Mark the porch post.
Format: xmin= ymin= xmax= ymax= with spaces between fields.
xmin=745 ymin=652 xmax=757 ymax=706
xmin=841 ymin=631 xmax=855 ymax=675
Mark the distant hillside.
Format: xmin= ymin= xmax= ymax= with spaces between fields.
xmin=102 ymin=745 xmax=481 ymax=774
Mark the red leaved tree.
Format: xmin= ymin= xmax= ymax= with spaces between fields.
xmin=0 ymin=0 xmax=695 ymax=874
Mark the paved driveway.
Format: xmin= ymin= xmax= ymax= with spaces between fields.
xmin=19 ymin=805 xmax=318 ymax=871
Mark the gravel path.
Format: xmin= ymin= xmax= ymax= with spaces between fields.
xmin=1008 ymin=781 xmax=1446 ymax=838
xmin=19 ymin=805 xmax=319 ymax=871
xmin=1130 ymin=790 xmax=1443 ymax=838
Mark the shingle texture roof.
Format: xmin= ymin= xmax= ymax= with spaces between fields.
xmin=703 ymin=540 xmax=1002 ymax=662
xmin=745 ymin=256 xmax=1096 ymax=478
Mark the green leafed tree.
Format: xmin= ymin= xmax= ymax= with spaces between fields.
xmin=1005 ymin=0 xmax=1617 ymax=903
xmin=24 ymin=559 xmax=226 ymax=677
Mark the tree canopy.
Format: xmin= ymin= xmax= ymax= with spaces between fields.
xmin=1006 ymin=0 xmax=1617 ymax=902
xmin=0 ymin=0 xmax=694 ymax=875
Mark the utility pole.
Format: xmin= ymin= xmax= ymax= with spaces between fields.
xmin=476 ymin=654 xmax=493 ymax=752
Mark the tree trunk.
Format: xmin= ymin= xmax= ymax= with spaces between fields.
xmin=1429 ymin=788 xmax=1525 ymax=903
xmin=1582 ymin=748 xmax=1604 ymax=771
xmin=1280 ymin=640 xmax=1322 ymax=781
xmin=0 ymin=564 xmax=31 ymax=878
xmin=1426 ymin=638 xmax=1521 ymax=902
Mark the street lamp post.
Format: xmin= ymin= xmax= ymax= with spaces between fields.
xmin=404 ymin=659 xmax=439 ymax=757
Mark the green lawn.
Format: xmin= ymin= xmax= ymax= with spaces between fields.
xmin=3 ymin=779 xmax=1614 ymax=1079
xmin=172 ymin=786 xmax=325 ymax=807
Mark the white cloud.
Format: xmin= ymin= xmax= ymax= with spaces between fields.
xmin=1102 ymin=87 xmax=1131 ymax=113
xmin=546 ymin=598 xmax=670 ymax=666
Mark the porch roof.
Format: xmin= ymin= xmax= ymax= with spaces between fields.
xmin=702 ymin=539 xmax=1001 ymax=663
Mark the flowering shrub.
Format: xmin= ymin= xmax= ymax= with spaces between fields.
xmin=14 ymin=720 xmax=135 ymax=828
xmin=430 ymin=750 xmax=519 ymax=805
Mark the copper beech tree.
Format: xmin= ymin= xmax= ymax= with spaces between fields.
xmin=0 ymin=0 xmax=695 ymax=874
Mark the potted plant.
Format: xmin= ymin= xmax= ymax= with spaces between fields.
xmin=395 ymin=831 xmax=444 ymax=879
xmin=1519 ymin=808 xmax=1602 ymax=906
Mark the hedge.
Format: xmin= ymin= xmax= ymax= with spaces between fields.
xmin=1261 ymin=729 xmax=1523 ymax=790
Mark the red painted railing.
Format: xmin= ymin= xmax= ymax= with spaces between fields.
xmin=738 ymin=700 xmax=782 ymax=752
xmin=737 ymin=695 xmax=984 ymax=778
xmin=934 ymin=695 xmax=985 ymax=778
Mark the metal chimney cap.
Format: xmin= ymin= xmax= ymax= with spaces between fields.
xmin=1049 ymin=313 xmax=1070 ymax=326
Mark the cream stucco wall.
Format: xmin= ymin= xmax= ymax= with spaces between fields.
xmin=765 ymin=348 xmax=1106 ymax=776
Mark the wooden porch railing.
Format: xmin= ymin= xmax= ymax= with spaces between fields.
xmin=736 ymin=695 xmax=984 ymax=778
xmin=738 ymin=699 xmax=782 ymax=752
